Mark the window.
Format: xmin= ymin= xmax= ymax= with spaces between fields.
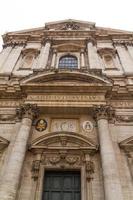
xmin=58 ymin=55 xmax=78 ymax=69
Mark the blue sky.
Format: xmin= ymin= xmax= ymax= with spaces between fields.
xmin=0 ymin=0 xmax=133 ymax=50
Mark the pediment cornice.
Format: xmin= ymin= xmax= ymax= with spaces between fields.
xmin=119 ymin=136 xmax=133 ymax=151
xmin=29 ymin=132 xmax=98 ymax=153
xmin=2 ymin=19 xmax=133 ymax=46
xmin=19 ymin=69 xmax=113 ymax=94
xmin=0 ymin=136 xmax=9 ymax=151
xmin=20 ymin=69 xmax=112 ymax=85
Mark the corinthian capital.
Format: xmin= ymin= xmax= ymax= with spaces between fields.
xmin=93 ymin=105 xmax=115 ymax=120
xmin=86 ymin=37 xmax=96 ymax=45
xmin=16 ymin=104 xmax=39 ymax=120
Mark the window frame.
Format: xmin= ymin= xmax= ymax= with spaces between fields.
xmin=56 ymin=53 xmax=80 ymax=69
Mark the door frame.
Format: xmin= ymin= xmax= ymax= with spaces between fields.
xmin=35 ymin=165 xmax=87 ymax=200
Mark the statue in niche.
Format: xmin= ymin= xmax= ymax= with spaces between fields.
xmin=21 ymin=53 xmax=34 ymax=69
xmin=103 ymin=54 xmax=115 ymax=69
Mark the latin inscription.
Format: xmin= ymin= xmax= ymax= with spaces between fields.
xmin=0 ymin=101 xmax=20 ymax=107
xmin=51 ymin=119 xmax=78 ymax=132
xmin=27 ymin=94 xmax=104 ymax=102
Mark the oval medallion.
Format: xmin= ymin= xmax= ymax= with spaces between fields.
xmin=35 ymin=119 xmax=47 ymax=132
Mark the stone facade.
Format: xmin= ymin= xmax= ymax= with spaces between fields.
xmin=0 ymin=19 xmax=133 ymax=200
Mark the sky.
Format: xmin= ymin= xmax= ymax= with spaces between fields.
xmin=0 ymin=0 xmax=133 ymax=50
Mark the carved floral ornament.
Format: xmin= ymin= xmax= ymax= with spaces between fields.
xmin=30 ymin=130 xmax=97 ymax=181
xmin=21 ymin=48 xmax=40 ymax=57
xmin=32 ymin=151 xmax=95 ymax=181
xmin=97 ymin=48 xmax=117 ymax=58
xmin=16 ymin=103 xmax=39 ymax=120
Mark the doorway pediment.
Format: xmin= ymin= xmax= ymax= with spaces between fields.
xmin=0 ymin=136 xmax=9 ymax=151
xmin=21 ymin=70 xmax=112 ymax=86
xmin=30 ymin=132 xmax=98 ymax=153
xmin=119 ymin=136 xmax=133 ymax=151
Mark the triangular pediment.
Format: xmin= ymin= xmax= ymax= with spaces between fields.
xmin=30 ymin=132 xmax=98 ymax=152
xmin=3 ymin=19 xmax=132 ymax=41
xmin=119 ymin=136 xmax=133 ymax=151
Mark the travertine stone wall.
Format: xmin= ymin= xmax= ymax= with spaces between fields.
xmin=0 ymin=20 xmax=133 ymax=200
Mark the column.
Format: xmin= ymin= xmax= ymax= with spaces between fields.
xmin=0 ymin=45 xmax=23 ymax=74
xmin=94 ymin=105 xmax=123 ymax=200
xmin=51 ymin=49 xmax=57 ymax=68
xmin=115 ymin=43 xmax=133 ymax=74
xmin=0 ymin=46 xmax=12 ymax=71
xmin=80 ymin=49 xmax=85 ymax=68
xmin=0 ymin=104 xmax=39 ymax=200
xmin=37 ymin=39 xmax=51 ymax=69
xmin=87 ymin=39 xmax=101 ymax=69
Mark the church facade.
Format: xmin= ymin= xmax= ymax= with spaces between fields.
xmin=0 ymin=19 xmax=133 ymax=200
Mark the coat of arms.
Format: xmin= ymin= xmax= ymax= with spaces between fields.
xmin=35 ymin=119 xmax=47 ymax=132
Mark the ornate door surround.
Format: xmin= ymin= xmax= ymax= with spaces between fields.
xmin=30 ymin=131 xmax=98 ymax=200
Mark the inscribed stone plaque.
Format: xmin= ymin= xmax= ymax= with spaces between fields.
xmin=51 ymin=119 xmax=78 ymax=132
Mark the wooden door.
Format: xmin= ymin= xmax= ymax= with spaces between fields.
xmin=42 ymin=171 xmax=81 ymax=200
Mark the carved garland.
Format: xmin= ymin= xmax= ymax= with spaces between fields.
xmin=31 ymin=151 xmax=95 ymax=181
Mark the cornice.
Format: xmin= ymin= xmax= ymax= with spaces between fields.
xmin=112 ymin=39 xmax=133 ymax=46
xmin=2 ymin=30 xmax=133 ymax=48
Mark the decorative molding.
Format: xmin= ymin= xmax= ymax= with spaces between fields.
xmin=21 ymin=48 xmax=40 ymax=57
xmin=113 ymin=40 xmax=133 ymax=46
xmin=16 ymin=103 xmax=39 ymax=120
xmin=0 ymin=114 xmax=16 ymax=122
xmin=61 ymin=22 xmax=80 ymax=30
xmin=0 ymin=101 xmax=20 ymax=107
xmin=119 ymin=136 xmax=133 ymax=152
xmin=97 ymin=47 xmax=117 ymax=57
xmin=30 ymin=132 xmax=98 ymax=153
xmin=32 ymin=160 xmax=41 ymax=180
xmin=85 ymin=161 xmax=95 ymax=181
xmin=42 ymin=152 xmax=81 ymax=168
xmin=0 ymin=136 xmax=9 ymax=151
xmin=116 ymin=115 xmax=133 ymax=123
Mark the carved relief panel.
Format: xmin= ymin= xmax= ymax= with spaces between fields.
xmin=50 ymin=118 xmax=78 ymax=132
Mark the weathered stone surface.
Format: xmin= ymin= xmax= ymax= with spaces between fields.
xmin=0 ymin=19 xmax=133 ymax=200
